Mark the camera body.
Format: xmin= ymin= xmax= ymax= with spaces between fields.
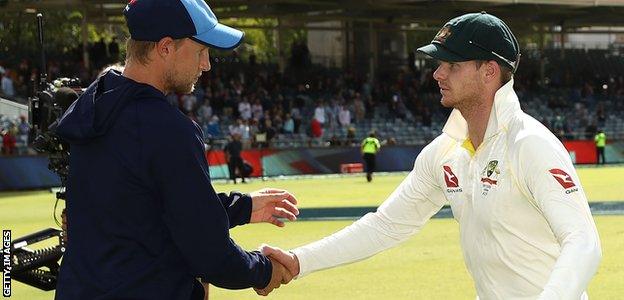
xmin=30 ymin=77 xmax=81 ymax=184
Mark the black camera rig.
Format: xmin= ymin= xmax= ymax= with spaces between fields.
xmin=10 ymin=13 xmax=81 ymax=291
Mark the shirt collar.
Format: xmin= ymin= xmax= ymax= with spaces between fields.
xmin=442 ymin=78 xmax=521 ymax=141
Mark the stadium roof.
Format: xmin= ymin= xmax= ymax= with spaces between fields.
xmin=3 ymin=0 xmax=624 ymax=30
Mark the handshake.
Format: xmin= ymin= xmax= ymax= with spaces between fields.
xmin=254 ymin=245 xmax=301 ymax=296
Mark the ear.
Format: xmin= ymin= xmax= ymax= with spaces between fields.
xmin=483 ymin=60 xmax=499 ymax=84
xmin=155 ymin=37 xmax=176 ymax=59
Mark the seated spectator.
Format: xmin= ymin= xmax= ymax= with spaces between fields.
xmin=1 ymin=69 xmax=16 ymax=98
xmin=272 ymin=115 xmax=283 ymax=133
xmin=17 ymin=116 xmax=30 ymax=154
xmin=310 ymin=117 xmax=323 ymax=146
xmin=313 ymin=100 xmax=326 ymax=125
xmin=238 ymin=97 xmax=252 ymax=120
xmin=251 ymin=98 xmax=263 ymax=120
xmin=228 ymin=118 xmax=245 ymax=137
xmin=260 ymin=118 xmax=276 ymax=147
xmin=345 ymin=126 xmax=357 ymax=146
xmin=353 ymin=94 xmax=365 ymax=123
xmin=283 ymin=113 xmax=295 ymax=134
xmin=181 ymin=93 xmax=197 ymax=115
xmin=204 ymin=115 xmax=221 ymax=139
xmin=290 ymin=104 xmax=302 ymax=134
xmin=2 ymin=126 xmax=17 ymax=155
xmin=196 ymin=101 xmax=213 ymax=124
xmin=240 ymin=119 xmax=251 ymax=149
xmin=338 ymin=104 xmax=351 ymax=127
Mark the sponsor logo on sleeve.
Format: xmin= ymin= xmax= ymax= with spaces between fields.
xmin=443 ymin=166 xmax=462 ymax=193
xmin=549 ymin=168 xmax=578 ymax=194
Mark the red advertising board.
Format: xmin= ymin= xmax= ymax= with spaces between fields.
xmin=563 ymin=140 xmax=596 ymax=164
xmin=206 ymin=149 xmax=276 ymax=177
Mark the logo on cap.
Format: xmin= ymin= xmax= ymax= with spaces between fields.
xmin=434 ymin=25 xmax=452 ymax=43
xmin=549 ymin=168 xmax=576 ymax=189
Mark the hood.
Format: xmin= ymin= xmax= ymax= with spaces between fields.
xmin=55 ymin=70 xmax=162 ymax=144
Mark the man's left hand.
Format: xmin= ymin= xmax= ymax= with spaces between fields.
xmin=250 ymin=188 xmax=299 ymax=227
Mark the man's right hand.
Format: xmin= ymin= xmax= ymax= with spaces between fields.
xmin=254 ymin=256 xmax=293 ymax=296
xmin=259 ymin=244 xmax=300 ymax=278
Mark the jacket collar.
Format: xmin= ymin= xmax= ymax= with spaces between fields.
xmin=442 ymin=78 xmax=521 ymax=141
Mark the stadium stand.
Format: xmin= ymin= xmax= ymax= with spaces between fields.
xmin=2 ymin=47 xmax=624 ymax=153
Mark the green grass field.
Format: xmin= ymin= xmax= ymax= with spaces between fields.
xmin=212 ymin=165 xmax=624 ymax=207
xmin=1 ymin=166 xmax=623 ymax=299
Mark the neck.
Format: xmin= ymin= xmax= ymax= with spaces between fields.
xmin=458 ymin=96 xmax=494 ymax=150
xmin=122 ymin=61 xmax=166 ymax=94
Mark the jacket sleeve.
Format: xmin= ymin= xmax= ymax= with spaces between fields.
xmin=217 ymin=191 xmax=253 ymax=228
xmin=292 ymin=137 xmax=446 ymax=277
xmin=516 ymin=134 xmax=601 ymax=299
xmin=146 ymin=119 xmax=271 ymax=290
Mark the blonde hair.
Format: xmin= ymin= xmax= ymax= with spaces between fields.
xmin=125 ymin=38 xmax=186 ymax=65
xmin=125 ymin=38 xmax=157 ymax=65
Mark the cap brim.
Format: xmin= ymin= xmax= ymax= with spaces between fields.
xmin=416 ymin=43 xmax=467 ymax=62
xmin=192 ymin=23 xmax=244 ymax=50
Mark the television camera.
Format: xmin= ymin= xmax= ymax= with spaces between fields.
xmin=10 ymin=13 xmax=82 ymax=291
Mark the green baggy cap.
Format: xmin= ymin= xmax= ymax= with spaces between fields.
xmin=417 ymin=12 xmax=521 ymax=73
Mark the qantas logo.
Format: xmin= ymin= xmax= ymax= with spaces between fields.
xmin=549 ymin=168 xmax=576 ymax=189
xmin=443 ymin=166 xmax=459 ymax=188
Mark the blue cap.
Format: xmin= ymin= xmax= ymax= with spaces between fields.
xmin=123 ymin=0 xmax=244 ymax=50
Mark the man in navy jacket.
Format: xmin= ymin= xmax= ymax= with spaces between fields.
xmin=54 ymin=1 xmax=298 ymax=299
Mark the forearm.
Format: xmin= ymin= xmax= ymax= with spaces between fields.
xmin=293 ymin=143 xmax=444 ymax=278
xmin=292 ymin=200 xmax=438 ymax=278
xmin=292 ymin=213 xmax=399 ymax=277
xmin=539 ymin=229 xmax=601 ymax=299
xmin=206 ymin=247 xmax=272 ymax=290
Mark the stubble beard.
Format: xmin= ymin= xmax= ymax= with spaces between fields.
xmin=442 ymin=81 xmax=482 ymax=111
xmin=164 ymin=68 xmax=196 ymax=95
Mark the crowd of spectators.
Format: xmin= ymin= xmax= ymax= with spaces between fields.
xmin=0 ymin=37 xmax=121 ymax=104
xmin=2 ymin=47 xmax=624 ymax=156
xmin=0 ymin=115 xmax=31 ymax=156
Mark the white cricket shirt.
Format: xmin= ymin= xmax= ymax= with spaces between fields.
xmin=292 ymin=80 xmax=602 ymax=299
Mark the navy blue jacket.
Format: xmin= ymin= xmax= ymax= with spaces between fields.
xmin=54 ymin=70 xmax=271 ymax=300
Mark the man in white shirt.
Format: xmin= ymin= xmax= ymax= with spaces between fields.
xmin=238 ymin=98 xmax=252 ymax=120
xmin=338 ymin=103 xmax=351 ymax=127
xmin=313 ymin=100 xmax=326 ymax=124
xmin=258 ymin=12 xmax=601 ymax=299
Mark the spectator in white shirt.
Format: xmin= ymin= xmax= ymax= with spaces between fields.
xmin=338 ymin=104 xmax=351 ymax=127
xmin=238 ymin=97 xmax=252 ymax=120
